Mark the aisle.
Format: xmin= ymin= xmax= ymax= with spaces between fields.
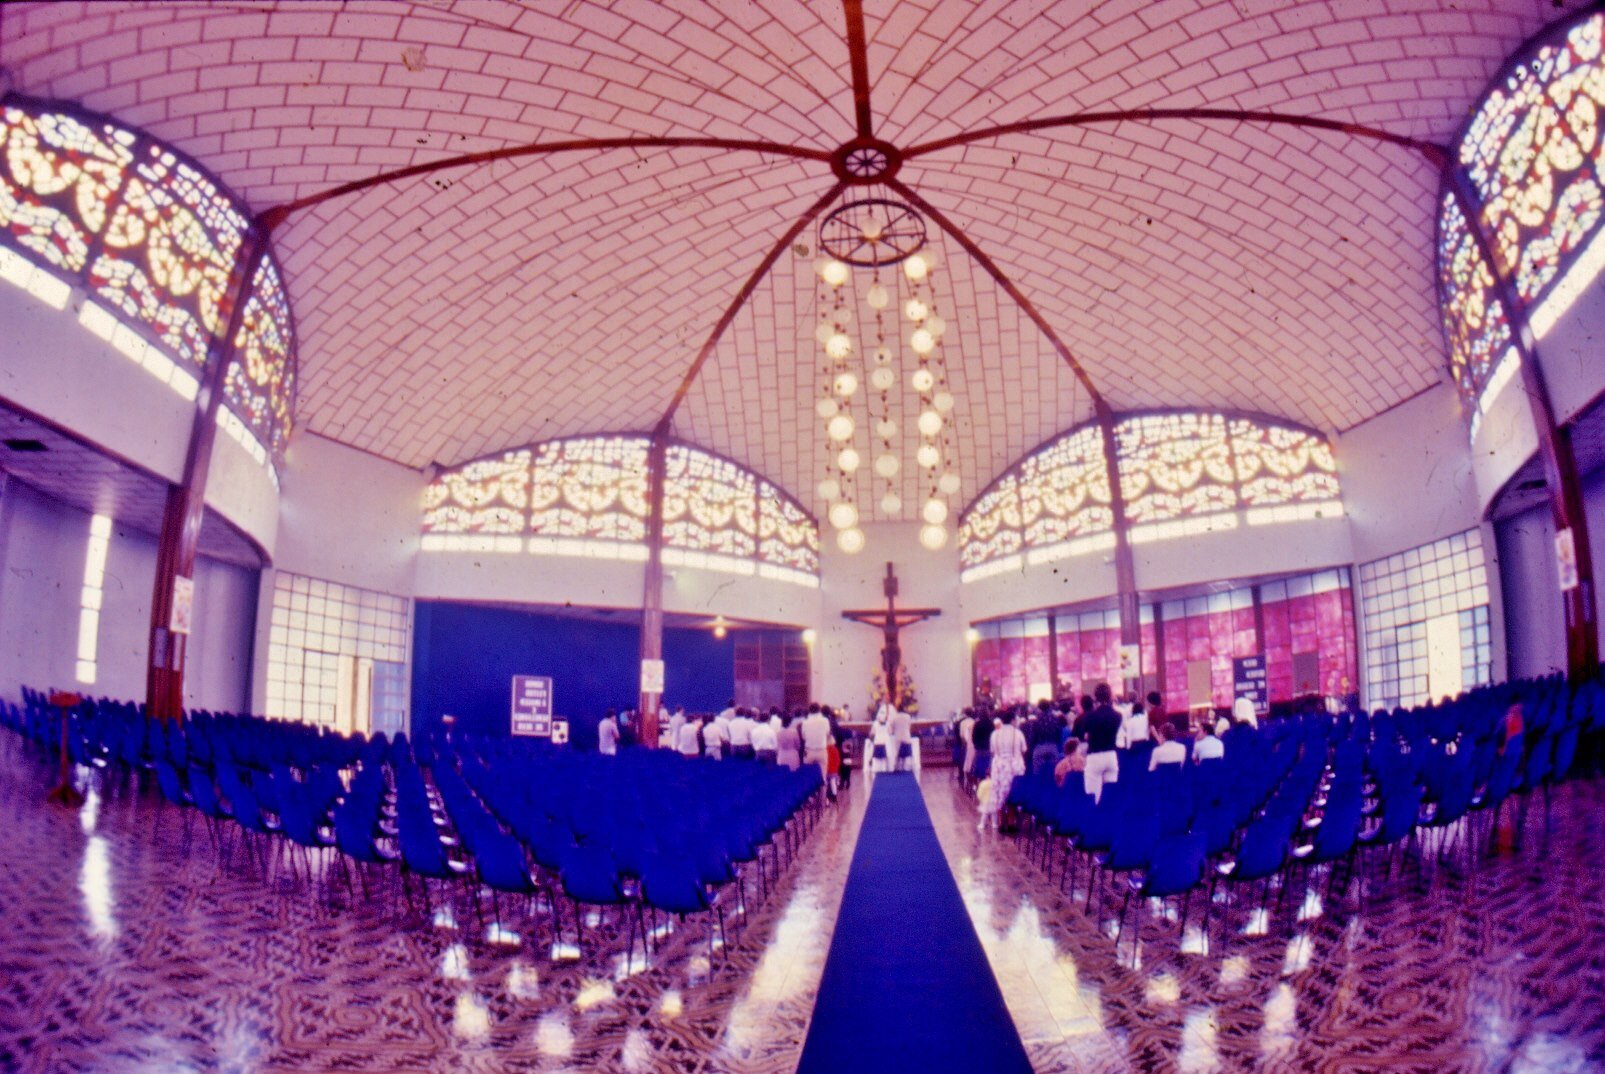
xmin=795 ymin=772 xmax=1033 ymax=1074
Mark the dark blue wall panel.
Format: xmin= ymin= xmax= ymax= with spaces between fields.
xmin=410 ymin=601 xmax=737 ymax=747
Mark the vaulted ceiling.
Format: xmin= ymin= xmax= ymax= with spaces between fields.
xmin=0 ymin=1 xmax=1586 ymax=520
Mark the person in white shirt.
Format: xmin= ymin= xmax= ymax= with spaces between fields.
xmin=800 ymin=705 xmax=832 ymax=778
xmin=751 ymin=718 xmax=779 ymax=763
xmin=597 ymin=710 xmax=619 ymax=756
xmin=1149 ymin=723 xmax=1187 ymax=770
xmin=980 ymin=711 xmax=1027 ymax=832
xmin=677 ymin=716 xmax=703 ymax=758
xmin=716 ymin=700 xmax=738 ymax=724
xmin=1194 ymin=728 xmax=1225 ymax=762
xmin=889 ymin=706 xmax=914 ymax=771
xmin=704 ymin=715 xmax=728 ymax=759
xmin=729 ymin=709 xmax=755 ymax=759
xmin=667 ymin=707 xmax=686 ymax=750
xmin=1116 ymin=704 xmax=1149 ymax=749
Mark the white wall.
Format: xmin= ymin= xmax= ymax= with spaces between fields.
xmin=815 ymin=522 xmax=967 ymax=722
xmin=1470 ymin=368 xmax=1542 ymax=513
xmin=0 ymin=478 xmax=254 ymax=709
xmin=1337 ymin=383 xmax=1483 ymax=564
xmin=0 ymin=281 xmax=281 ymax=554
xmin=1536 ymin=270 xmax=1605 ymax=428
xmin=274 ymin=432 xmax=423 ymax=595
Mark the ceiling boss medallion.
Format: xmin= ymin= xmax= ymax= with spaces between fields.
xmin=830 ymin=136 xmax=903 ymax=185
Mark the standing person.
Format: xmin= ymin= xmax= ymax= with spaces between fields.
xmin=776 ymin=713 xmax=802 ymax=770
xmin=667 ymin=706 xmax=686 ymax=750
xmin=801 ymin=704 xmax=832 ymax=780
xmin=677 ymin=714 xmax=703 ymax=759
xmin=751 ymin=713 xmax=778 ymax=764
xmin=890 ymin=704 xmax=914 ymax=772
xmin=826 ymin=736 xmax=842 ymax=801
xmin=955 ymin=709 xmax=976 ymax=783
xmin=729 ymin=708 xmax=755 ymax=760
xmin=982 ymin=711 xmax=1028 ymax=832
xmin=970 ymin=708 xmax=996 ymax=784
xmin=1145 ymin=691 xmax=1167 ymax=741
xmin=1082 ymin=683 xmax=1123 ymax=802
xmin=1116 ymin=698 xmax=1149 ymax=749
xmin=597 ymin=710 xmax=619 ymax=756
xmin=703 ymin=713 xmax=728 ymax=760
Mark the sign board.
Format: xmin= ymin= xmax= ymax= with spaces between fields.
xmin=1118 ymin=643 xmax=1142 ymax=679
xmin=510 ymin=675 xmax=554 ymax=737
xmin=169 ymin=574 xmax=194 ymax=635
xmin=1557 ymin=527 xmax=1579 ymax=591
xmin=640 ymin=658 xmax=665 ymax=695
xmin=1232 ymin=654 xmax=1268 ymax=715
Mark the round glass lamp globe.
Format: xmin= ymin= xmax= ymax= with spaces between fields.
xmin=937 ymin=472 xmax=961 ymax=496
xmin=828 ymin=502 xmax=859 ymax=530
xmin=814 ymin=321 xmax=834 ymax=345
xmin=837 ymin=447 xmax=862 ymax=472
xmin=825 ymin=333 xmax=852 ymax=359
xmin=905 ymin=298 xmax=928 ymax=321
xmin=917 ymin=410 xmax=943 ymax=436
xmin=821 ymin=259 xmax=850 ymax=287
xmin=880 ymin=491 xmax=902 ymax=513
xmin=817 ymin=477 xmax=841 ymax=501
xmin=834 ymin=371 xmax=859 ymax=397
xmin=922 ymin=499 xmax=949 ymax=524
xmin=869 ymin=366 xmax=896 ymax=392
xmin=919 ymin=523 xmax=948 ymax=550
xmin=911 ymin=368 xmax=935 ymax=392
xmin=874 ymin=345 xmax=893 ymax=365
xmin=827 ymin=414 xmax=855 ymax=441
xmin=910 ymin=328 xmax=935 ymax=355
xmin=866 ymin=283 xmax=890 ymax=309
xmin=874 ymin=453 xmax=900 ymax=478
xmin=837 ymin=527 xmax=866 ymax=554
xmin=876 ymin=418 xmax=898 ymax=439
xmin=917 ymin=444 xmax=941 ymax=469
xmin=904 ymin=254 xmax=929 ymax=281
xmin=925 ymin=314 xmax=946 ymax=338
xmin=816 ymin=397 xmax=839 ymax=419
xmin=933 ymin=390 xmax=955 ymax=413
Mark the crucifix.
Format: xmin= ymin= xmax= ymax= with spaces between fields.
xmin=841 ymin=562 xmax=941 ymax=710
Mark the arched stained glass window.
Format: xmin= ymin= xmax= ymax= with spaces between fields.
xmin=0 ymin=98 xmax=296 ymax=468
xmin=421 ymin=436 xmax=820 ymax=584
xmin=1442 ymin=9 xmax=1605 ymax=417
xmin=1117 ymin=413 xmax=1235 ymax=525
xmin=959 ymin=412 xmax=1343 ymax=580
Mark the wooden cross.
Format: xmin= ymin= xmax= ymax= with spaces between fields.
xmin=841 ymin=562 xmax=941 ymax=710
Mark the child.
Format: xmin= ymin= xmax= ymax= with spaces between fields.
xmin=826 ymin=739 xmax=841 ymax=801
xmin=976 ymin=776 xmax=999 ymax=832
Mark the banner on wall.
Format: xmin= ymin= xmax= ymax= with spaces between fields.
xmin=511 ymin=675 xmax=554 ymax=736
xmin=1232 ymin=655 xmax=1268 ymax=715
xmin=1557 ymin=527 xmax=1579 ymax=591
xmin=640 ymin=658 xmax=665 ymax=695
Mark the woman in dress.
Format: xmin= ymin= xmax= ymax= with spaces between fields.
xmin=979 ymin=710 xmax=1027 ymax=832
xmin=776 ymin=713 xmax=803 ymax=770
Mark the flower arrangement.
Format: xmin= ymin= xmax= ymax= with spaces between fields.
xmin=869 ymin=664 xmax=919 ymax=715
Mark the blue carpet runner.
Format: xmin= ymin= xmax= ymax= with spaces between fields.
xmin=796 ymin=772 xmax=1034 ymax=1074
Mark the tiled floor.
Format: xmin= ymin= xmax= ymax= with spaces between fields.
xmin=4 ymin=738 xmax=1605 ymax=1074
xmin=922 ymin=770 xmax=1605 ymax=1073
xmin=0 ymin=743 xmax=867 ymax=1073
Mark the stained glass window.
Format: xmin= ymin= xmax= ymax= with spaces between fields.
xmin=1228 ymin=418 xmax=1340 ymax=506
xmin=422 ymin=449 xmax=532 ymax=535
xmin=1117 ymin=413 xmax=1236 ymax=525
xmin=0 ymin=99 xmax=295 ymax=467
xmin=959 ymin=412 xmax=1343 ymax=577
xmin=1444 ymin=10 xmax=1605 ymax=415
xmin=1018 ymin=427 xmax=1110 ymax=547
xmin=421 ymin=436 xmax=820 ymax=582
xmin=530 ymin=437 xmax=651 ymax=544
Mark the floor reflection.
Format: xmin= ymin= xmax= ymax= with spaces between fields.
xmin=920 ymin=772 xmax=1605 ymax=1074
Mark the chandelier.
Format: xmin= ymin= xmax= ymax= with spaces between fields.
xmin=811 ymin=195 xmax=959 ymax=555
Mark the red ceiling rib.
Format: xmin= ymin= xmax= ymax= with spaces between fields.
xmin=884 ymin=177 xmax=1109 ymax=417
xmin=843 ymin=0 xmax=876 ymax=140
xmin=657 ymin=181 xmax=849 ymax=434
xmin=256 ymin=136 xmax=833 ymax=234
xmin=903 ymin=108 xmax=1449 ymax=167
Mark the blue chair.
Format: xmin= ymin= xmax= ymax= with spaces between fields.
xmin=1116 ymin=833 xmax=1207 ymax=956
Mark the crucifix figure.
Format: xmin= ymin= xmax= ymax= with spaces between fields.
xmin=841 ymin=562 xmax=941 ymax=710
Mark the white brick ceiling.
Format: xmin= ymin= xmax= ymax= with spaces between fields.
xmin=1 ymin=0 xmax=1587 ymax=517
